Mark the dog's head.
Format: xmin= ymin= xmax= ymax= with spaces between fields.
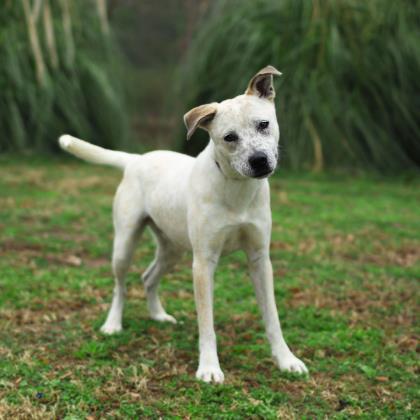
xmin=184 ymin=65 xmax=281 ymax=179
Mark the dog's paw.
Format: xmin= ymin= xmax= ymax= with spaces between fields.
xmin=150 ymin=313 xmax=177 ymax=324
xmin=196 ymin=365 xmax=225 ymax=384
xmin=100 ymin=323 xmax=122 ymax=335
xmin=276 ymin=354 xmax=308 ymax=375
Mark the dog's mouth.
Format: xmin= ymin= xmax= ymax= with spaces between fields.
xmin=252 ymin=168 xmax=273 ymax=179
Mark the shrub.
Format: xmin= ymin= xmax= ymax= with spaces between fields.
xmin=179 ymin=0 xmax=420 ymax=172
xmin=0 ymin=0 xmax=129 ymax=153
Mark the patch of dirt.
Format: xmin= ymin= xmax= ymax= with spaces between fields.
xmin=1 ymin=169 xmax=47 ymax=188
xmin=0 ymin=300 xmax=99 ymax=328
xmin=287 ymin=278 xmax=417 ymax=330
xmin=271 ymin=241 xmax=293 ymax=251
xmin=40 ymin=229 xmax=93 ymax=243
xmin=0 ymin=400 xmax=56 ymax=420
xmin=0 ymin=197 xmax=17 ymax=209
xmin=323 ymin=231 xmax=420 ymax=268
xmin=1 ymin=240 xmax=44 ymax=253
xmin=360 ymin=244 xmax=420 ymax=268
xmin=52 ymin=175 xmax=113 ymax=196
xmin=0 ymin=239 xmax=108 ymax=268
xmin=293 ymin=230 xmax=419 ymax=268
xmin=392 ymin=334 xmax=419 ymax=353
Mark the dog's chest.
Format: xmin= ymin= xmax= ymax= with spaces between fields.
xmin=221 ymin=225 xmax=246 ymax=254
xmin=214 ymin=206 xmax=265 ymax=255
xmin=197 ymin=178 xmax=270 ymax=254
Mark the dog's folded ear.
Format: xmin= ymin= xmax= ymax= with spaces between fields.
xmin=184 ymin=103 xmax=218 ymax=140
xmin=245 ymin=65 xmax=282 ymax=100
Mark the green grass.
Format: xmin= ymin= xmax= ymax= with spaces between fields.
xmin=0 ymin=157 xmax=418 ymax=418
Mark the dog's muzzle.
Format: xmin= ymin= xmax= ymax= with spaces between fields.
xmin=249 ymin=152 xmax=273 ymax=178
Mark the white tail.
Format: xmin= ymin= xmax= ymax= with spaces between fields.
xmin=59 ymin=135 xmax=132 ymax=170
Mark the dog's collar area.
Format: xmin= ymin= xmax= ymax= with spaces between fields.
xmin=215 ymin=160 xmax=222 ymax=172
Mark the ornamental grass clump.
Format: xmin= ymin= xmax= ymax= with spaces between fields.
xmin=0 ymin=0 xmax=129 ymax=152
xmin=180 ymin=0 xmax=420 ymax=172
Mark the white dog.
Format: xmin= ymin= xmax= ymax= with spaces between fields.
xmin=59 ymin=65 xmax=308 ymax=383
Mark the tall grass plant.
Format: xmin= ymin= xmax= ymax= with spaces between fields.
xmin=0 ymin=0 xmax=129 ymax=153
xmin=179 ymin=0 xmax=420 ymax=172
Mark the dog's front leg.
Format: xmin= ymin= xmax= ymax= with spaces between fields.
xmin=192 ymin=254 xmax=224 ymax=384
xmin=248 ymin=252 xmax=308 ymax=374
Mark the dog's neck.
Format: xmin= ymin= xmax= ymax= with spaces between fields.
xmin=208 ymin=140 xmax=245 ymax=181
xmin=203 ymin=141 xmax=266 ymax=210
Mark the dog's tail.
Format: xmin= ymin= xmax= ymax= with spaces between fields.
xmin=58 ymin=134 xmax=133 ymax=170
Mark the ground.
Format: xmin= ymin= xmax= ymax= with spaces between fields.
xmin=0 ymin=156 xmax=418 ymax=419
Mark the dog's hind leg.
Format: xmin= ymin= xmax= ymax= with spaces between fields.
xmin=142 ymin=226 xmax=179 ymax=324
xmin=101 ymin=177 xmax=145 ymax=334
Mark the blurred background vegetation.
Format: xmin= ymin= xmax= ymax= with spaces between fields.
xmin=1 ymin=0 xmax=419 ymax=172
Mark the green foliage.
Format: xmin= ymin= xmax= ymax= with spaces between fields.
xmin=0 ymin=158 xmax=418 ymax=416
xmin=180 ymin=0 xmax=420 ymax=172
xmin=0 ymin=1 xmax=129 ymax=152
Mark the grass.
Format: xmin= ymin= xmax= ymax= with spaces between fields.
xmin=0 ymin=156 xmax=418 ymax=418
xmin=0 ymin=2 xmax=129 ymax=153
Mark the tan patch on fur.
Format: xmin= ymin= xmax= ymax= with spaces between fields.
xmin=183 ymin=103 xmax=218 ymax=140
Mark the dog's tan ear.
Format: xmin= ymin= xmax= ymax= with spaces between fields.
xmin=184 ymin=103 xmax=218 ymax=140
xmin=245 ymin=65 xmax=282 ymax=100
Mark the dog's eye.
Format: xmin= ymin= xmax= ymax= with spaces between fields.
xmin=224 ymin=132 xmax=238 ymax=142
xmin=257 ymin=120 xmax=269 ymax=131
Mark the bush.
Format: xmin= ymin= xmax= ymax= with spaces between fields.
xmin=0 ymin=0 xmax=129 ymax=153
xmin=180 ymin=0 xmax=420 ymax=172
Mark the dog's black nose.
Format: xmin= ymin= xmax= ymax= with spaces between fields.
xmin=249 ymin=152 xmax=269 ymax=175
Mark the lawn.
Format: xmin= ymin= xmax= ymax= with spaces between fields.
xmin=0 ymin=157 xmax=418 ymax=418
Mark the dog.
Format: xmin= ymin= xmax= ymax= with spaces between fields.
xmin=59 ymin=65 xmax=308 ymax=383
